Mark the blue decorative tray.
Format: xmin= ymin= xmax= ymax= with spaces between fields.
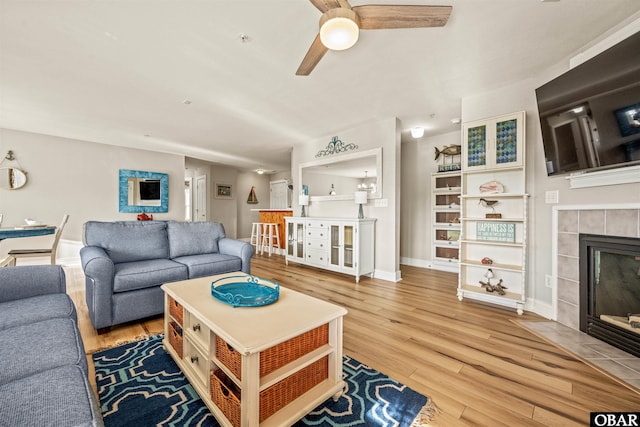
xmin=211 ymin=275 xmax=280 ymax=308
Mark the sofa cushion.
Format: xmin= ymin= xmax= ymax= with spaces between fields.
xmin=173 ymin=253 xmax=242 ymax=279
xmin=84 ymin=221 xmax=169 ymax=264
xmin=114 ymin=259 xmax=188 ymax=292
xmin=0 ymin=293 xmax=76 ymax=331
xmin=0 ymin=365 xmax=102 ymax=427
xmin=168 ymin=221 xmax=226 ymax=258
xmin=0 ymin=317 xmax=87 ymax=384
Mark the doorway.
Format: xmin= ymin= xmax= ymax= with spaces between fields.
xmin=194 ymin=175 xmax=207 ymax=221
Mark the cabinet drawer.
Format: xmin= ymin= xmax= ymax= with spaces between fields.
xmin=306 ymin=249 xmax=328 ymax=266
xmin=184 ymin=338 xmax=208 ymax=387
xmin=307 ymin=227 xmax=328 ymax=239
xmin=306 ymin=221 xmax=327 ymax=229
xmin=306 ymin=238 xmax=327 ymax=250
xmin=186 ymin=312 xmax=210 ymax=349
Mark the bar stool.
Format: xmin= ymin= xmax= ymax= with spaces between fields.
xmin=260 ymin=223 xmax=281 ymax=256
xmin=250 ymin=222 xmax=262 ymax=253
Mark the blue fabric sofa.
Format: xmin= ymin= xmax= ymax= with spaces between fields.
xmin=80 ymin=220 xmax=253 ymax=332
xmin=0 ymin=265 xmax=104 ymax=427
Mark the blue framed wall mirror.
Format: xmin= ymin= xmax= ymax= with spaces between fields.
xmin=119 ymin=169 xmax=169 ymax=213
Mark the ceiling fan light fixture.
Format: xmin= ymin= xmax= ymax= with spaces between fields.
xmin=319 ymin=9 xmax=360 ymax=51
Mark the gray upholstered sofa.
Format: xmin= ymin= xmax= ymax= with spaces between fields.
xmin=80 ymin=220 xmax=253 ymax=332
xmin=0 ymin=265 xmax=103 ymax=427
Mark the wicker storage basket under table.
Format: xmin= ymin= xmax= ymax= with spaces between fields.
xmin=215 ymin=323 xmax=329 ymax=380
xmin=168 ymin=295 xmax=184 ymax=325
xmin=168 ymin=321 xmax=183 ymax=359
xmin=211 ymin=356 xmax=329 ymax=426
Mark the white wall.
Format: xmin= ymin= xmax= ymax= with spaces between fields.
xmin=236 ymin=171 xmax=271 ymax=240
xmin=0 ymin=128 xmax=185 ymax=259
xmin=210 ymin=165 xmax=238 ymax=238
xmin=400 ymin=130 xmax=460 ymax=266
xmin=291 ymin=117 xmax=401 ymax=281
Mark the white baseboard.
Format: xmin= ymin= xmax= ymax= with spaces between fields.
xmin=400 ymin=257 xmax=431 ymax=269
xmin=374 ymin=269 xmax=402 ymax=282
xmin=526 ymin=299 xmax=554 ymax=320
xmin=400 ymin=257 xmax=459 ymax=274
xmin=57 ymin=239 xmax=82 ymax=265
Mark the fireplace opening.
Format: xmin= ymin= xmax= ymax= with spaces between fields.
xmin=579 ymin=234 xmax=640 ymax=358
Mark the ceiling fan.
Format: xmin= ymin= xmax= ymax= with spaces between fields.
xmin=296 ymin=0 xmax=452 ymax=76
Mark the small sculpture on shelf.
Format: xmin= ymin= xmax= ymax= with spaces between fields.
xmin=481 ymin=257 xmax=493 ymax=265
xmin=479 ymin=198 xmax=501 ymax=218
xmin=434 ymin=144 xmax=461 ymax=172
xmin=479 ymin=180 xmax=504 ymax=194
xmin=479 ymin=268 xmax=508 ymax=296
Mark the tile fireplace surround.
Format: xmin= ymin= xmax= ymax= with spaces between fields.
xmin=551 ymin=204 xmax=640 ymax=389
xmin=553 ymin=205 xmax=640 ymax=327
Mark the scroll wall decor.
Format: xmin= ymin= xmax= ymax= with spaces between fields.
xmin=315 ymin=136 xmax=358 ymax=158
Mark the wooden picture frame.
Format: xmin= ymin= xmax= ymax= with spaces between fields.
xmin=215 ymin=183 xmax=233 ymax=199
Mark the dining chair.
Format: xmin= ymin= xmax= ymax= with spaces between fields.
xmin=7 ymin=214 xmax=69 ymax=265
xmin=0 ymin=255 xmax=14 ymax=267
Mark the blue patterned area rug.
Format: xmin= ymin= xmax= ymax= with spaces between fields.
xmin=93 ymin=335 xmax=438 ymax=426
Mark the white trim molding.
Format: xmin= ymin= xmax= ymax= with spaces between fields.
xmin=567 ymin=165 xmax=640 ymax=189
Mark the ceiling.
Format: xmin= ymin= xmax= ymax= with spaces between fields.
xmin=1 ymin=1 xmax=639 ymax=173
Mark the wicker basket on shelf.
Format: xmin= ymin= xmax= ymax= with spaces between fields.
xmin=168 ymin=321 xmax=183 ymax=358
xmin=210 ymin=369 xmax=241 ymax=427
xmin=168 ymin=296 xmax=184 ymax=325
xmin=215 ymin=323 xmax=328 ymax=380
xmin=210 ymin=356 xmax=329 ymax=426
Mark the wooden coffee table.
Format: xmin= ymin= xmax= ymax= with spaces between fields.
xmin=161 ymin=272 xmax=347 ymax=427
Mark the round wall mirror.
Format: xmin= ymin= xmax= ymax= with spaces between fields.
xmin=0 ymin=167 xmax=28 ymax=190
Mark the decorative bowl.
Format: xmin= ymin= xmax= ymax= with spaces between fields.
xmin=211 ymin=275 xmax=280 ymax=308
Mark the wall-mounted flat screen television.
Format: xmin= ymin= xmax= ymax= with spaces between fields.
xmin=535 ymin=30 xmax=640 ymax=176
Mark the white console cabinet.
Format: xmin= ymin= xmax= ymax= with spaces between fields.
xmin=285 ymin=217 xmax=376 ymax=283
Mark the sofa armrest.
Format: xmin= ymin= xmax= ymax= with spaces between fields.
xmin=0 ymin=265 xmax=66 ymax=303
xmin=218 ymin=238 xmax=254 ymax=274
xmin=80 ymin=246 xmax=116 ymax=330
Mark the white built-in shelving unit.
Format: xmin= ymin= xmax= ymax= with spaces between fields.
xmin=457 ymin=111 xmax=528 ymax=315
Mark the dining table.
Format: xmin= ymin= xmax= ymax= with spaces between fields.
xmin=0 ymin=226 xmax=56 ymax=241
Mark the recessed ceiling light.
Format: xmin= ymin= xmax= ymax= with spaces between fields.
xmin=239 ymin=33 xmax=251 ymax=43
xmin=182 ymin=99 xmax=192 ymax=105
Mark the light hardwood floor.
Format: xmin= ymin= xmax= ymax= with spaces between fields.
xmin=68 ymin=254 xmax=640 ymax=426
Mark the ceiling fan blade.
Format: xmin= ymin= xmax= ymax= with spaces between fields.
xmin=309 ymin=0 xmax=342 ymax=13
xmin=352 ymin=5 xmax=452 ymax=29
xmin=296 ymin=34 xmax=329 ymax=76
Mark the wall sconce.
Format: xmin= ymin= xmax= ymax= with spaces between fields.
xmin=299 ymin=194 xmax=309 ymax=217
xmin=354 ymin=191 xmax=368 ymax=219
